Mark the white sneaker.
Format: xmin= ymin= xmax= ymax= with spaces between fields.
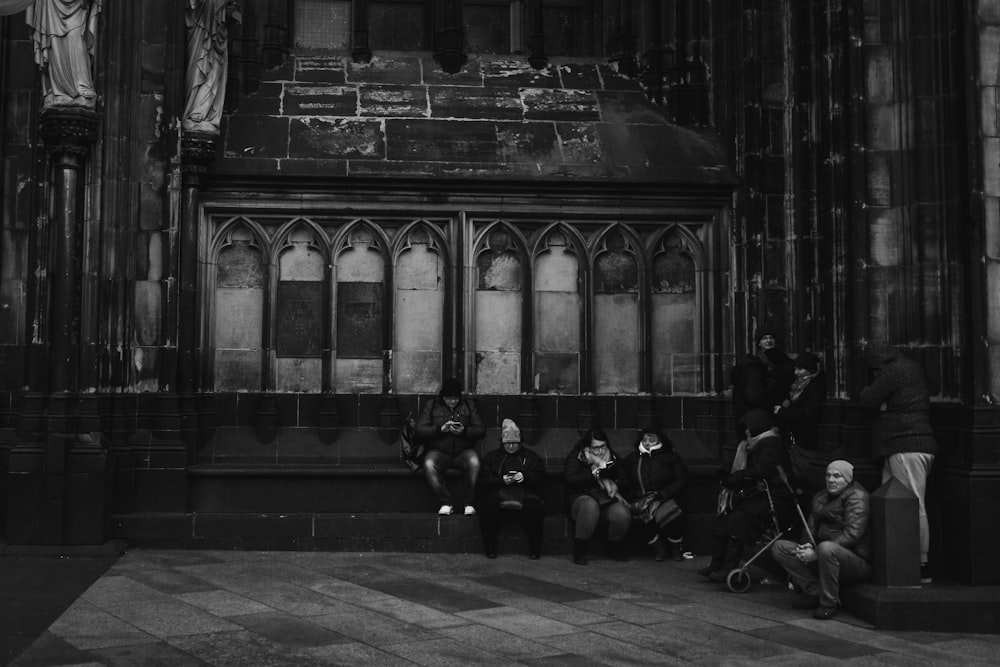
xmin=438 ymin=504 xmax=453 ymax=516
xmin=464 ymin=505 xmax=477 ymax=516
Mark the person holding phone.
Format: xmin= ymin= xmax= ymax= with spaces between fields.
xmin=415 ymin=377 xmax=486 ymax=516
xmin=476 ymin=419 xmax=546 ymax=559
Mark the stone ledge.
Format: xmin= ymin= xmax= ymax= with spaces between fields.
xmin=841 ymin=581 xmax=1000 ymax=634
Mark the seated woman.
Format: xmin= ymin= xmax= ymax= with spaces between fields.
xmin=771 ymin=460 xmax=872 ymax=620
xmin=700 ymin=409 xmax=796 ymax=582
xmin=621 ymin=430 xmax=688 ymax=561
xmin=476 ymin=418 xmax=546 ymax=559
xmin=563 ymin=428 xmax=632 ymax=565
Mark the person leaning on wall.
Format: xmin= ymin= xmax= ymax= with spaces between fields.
xmin=414 ymin=377 xmax=486 ymax=517
xmin=475 ymin=418 xmax=546 ymax=560
xmin=562 ymin=428 xmax=632 ymax=565
xmin=858 ymin=343 xmax=938 ymax=583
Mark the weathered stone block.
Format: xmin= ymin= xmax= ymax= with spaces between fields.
xmin=0 ymin=279 xmax=24 ymax=345
xmin=347 ymin=55 xmax=422 ymax=84
xmin=395 ymin=290 xmax=443 ymax=351
xmin=475 ymin=291 xmax=521 ymax=351
xmin=522 ymin=88 xmax=600 ymax=121
xmin=653 ymin=294 xmax=696 ymax=355
xmin=536 ymin=292 xmax=581 ymax=350
xmin=482 ymin=58 xmax=559 ymax=87
xmin=334 ymin=359 xmax=383 ymax=394
xmin=596 ymin=64 xmax=643 ymax=92
xmin=868 ymin=208 xmax=902 ymax=266
xmin=295 ymin=56 xmax=347 ymax=84
xmin=980 ymin=26 xmax=1000 ymax=85
xmin=594 ymin=293 xmax=639 ymax=394
xmin=284 ymin=84 xmax=358 ymax=116
xmin=497 ymin=122 xmax=559 ymax=164
xmin=393 ymin=351 xmax=443 ymax=394
xmin=475 ymin=352 xmax=520 ymax=395
xmin=224 ymin=115 xmax=290 ymax=158
xmin=422 ymin=54 xmax=483 ymax=86
xmin=984 ymin=138 xmax=1000 ymax=198
xmin=533 ymin=352 xmax=579 ymax=394
xmin=214 ymin=350 xmax=262 ymax=392
xmin=386 ymin=119 xmax=499 ymax=163
xmin=595 ymin=91 xmax=666 ymax=125
xmin=359 ymin=85 xmax=428 ymax=117
xmin=293 ymin=116 xmax=384 ymax=162
xmin=555 ymin=123 xmax=602 ymax=164
xmin=555 ymin=63 xmax=601 ymax=89
xmin=430 ymin=87 xmax=523 ymax=120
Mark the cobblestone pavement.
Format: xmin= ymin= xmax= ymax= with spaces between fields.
xmin=7 ymin=549 xmax=1000 ymax=666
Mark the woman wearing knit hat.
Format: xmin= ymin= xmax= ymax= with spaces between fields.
xmin=771 ymin=459 xmax=872 ymax=620
xmin=773 ymin=351 xmax=827 ymax=488
xmin=730 ymin=325 xmax=795 ymax=441
xmin=620 ymin=430 xmax=688 ymax=561
xmin=475 ymin=418 xmax=547 ymax=559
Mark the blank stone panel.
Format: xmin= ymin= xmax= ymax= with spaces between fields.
xmin=535 ymin=291 xmax=580 ymax=351
xmin=215 ymin=349 xmax=262 ymax=392
xmin=476 ymin=290 xmax=521 ymax=353
xmin=476 ymin=352 xmax=520 ymax=394
xmin=594 ymin=293 xmax=639 ymax=393
xmin=334 ymin=358 xmax=383 ymax=393
xmin=464 ymin=4 xmax=510 ymax=54
xmin=295 ymin=0 xmax=351 ymax=50
xmin=215 ymin=288 xmax=263 ymax=349
xmin=338 ymin=244 xmax=385 ymax=282
xmin=534 ymin=245 xmax=578 ymax=292
xmin=534 ymin=352 xmax=579 ymax=394
xmin=370 ymin=1 xmax=426 ymax=50
xmin=276 ymin=358 xmax=322 ymax=393
xmin=652 ymin=295 xmax=696 ymax=394
xmin=279 ymin=243 xmax=324 ymax=281
xmin=396 ymin=243 xmax=443 ymax=290
xmin=394 ymin=351 xmax=442 ymax=394
xmin=395 ymin=290 xmax=443 ymax=351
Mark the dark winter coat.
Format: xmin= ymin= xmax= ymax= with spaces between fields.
xmin=804 ymin=480 xmax=872 ymax=561
xmin=718 ymin=430 xmax=790 ymax=492
xmin=858 ymin=345 xmax=938 ymax=458
xmin=562 ymin=446 xmax=625 ymax=515
xmin=621 ymin=445 xmax=688 ymax=504
xmin=414 ymin=396 xmax=486 ymax=456
xmin=478 ymin=445 xmax=546 ymax=500
xmin=730 ymin=350 xmax=794 ymax=424
xmin=773 ymin=370 xmax=827 ymax=449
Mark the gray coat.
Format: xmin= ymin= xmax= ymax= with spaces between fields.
xmin=858 ymin=345 xmax=938 ymax=458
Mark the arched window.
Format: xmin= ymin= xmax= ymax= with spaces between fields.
xmin=335 ymin=224 xmax=387 ymax=393
xmin=593 ymin=228 xmax=639 ymax=393
xmin=474 ymin=225 xmax=524 ymax=394
xmin=533 ymin=229 xmax=581 ymax=393
xmin=394 ymin=224 xmax=446 ymax=393
xmin=651 ymin=228 xmax=699 ymax=394
xmin=274 ymin=227 xmax=325 ymax=392
xmin=214 ymin=224 xmax=265 ymax=391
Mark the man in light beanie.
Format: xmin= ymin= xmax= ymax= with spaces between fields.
xmin=475 ymin=418 xmax=546 ymax=559
xmin=772 ymin=459 xmax=872 ymax=620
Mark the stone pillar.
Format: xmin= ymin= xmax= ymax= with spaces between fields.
xmin=871 ymin=477 xmax=921 ymax=587
xmin=433 ymin=0 xmax=467 ymax=74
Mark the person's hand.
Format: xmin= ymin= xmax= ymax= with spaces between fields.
xmin=795 ymin=543 xmax=816 ymax=564
xmin=503 ymin=473 xmax=515 ymax=485
xmin=510 ymin=471 xmax=524 ymax=484
xmin=450 ymin=421 xmax=465 ymax=433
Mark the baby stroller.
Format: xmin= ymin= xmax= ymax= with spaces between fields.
xmin=724 ymin=467 xmax=815 ymax=594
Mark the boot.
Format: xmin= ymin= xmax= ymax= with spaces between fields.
xmin=708 ymin=538 xmax=744 ymax=582
xmin=573 ymin=538 xmax=589 ymax=565
xmin=697 ymin=535 xmax=727 ymax=577
xmin=653 ymin=539 xmax=668 ymax=562
xmin=668 ymin=538 xmax=684 ymax=562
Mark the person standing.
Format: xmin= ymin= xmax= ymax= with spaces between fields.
xmin=563 ymin=429 xmax=632 ymax=565
xmin=731 ymin=326 xmax=794 ymax=438
xmin=415 ymin=377 xmax=486 ymax=517
xmin=859 ymin=343 xmax=938 ymax=581
xmin=476 ymin=418 xmax=546 ymax=559
xmin=772 ymin=460 xmax=872 ymax=620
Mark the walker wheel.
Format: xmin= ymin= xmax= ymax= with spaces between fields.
xmin=726 ymin=568 xmax=752 ymax=594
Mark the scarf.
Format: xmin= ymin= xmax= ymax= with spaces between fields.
xmin=638 ymin=441 xmax=663 ymax=456
xmin=582 ymin=447 xmax=618 ymax=498
xmin=788 ymin=371 xmax=818 ymax=403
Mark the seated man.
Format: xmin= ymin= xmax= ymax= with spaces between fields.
xmin=415 ymin=377 xmax=486 ymax=516
xmin=771 ymin=460 xmax=872 ymax=620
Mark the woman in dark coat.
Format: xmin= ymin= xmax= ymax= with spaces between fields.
xmin=563 ymin=428 xmax=632 ymax=565
xmin=700 ymin=409 xmax=796 ymax=582
xmin=621 ymin=430 xmax=688 ymax=561
xmin=477 ymin=419 xmax=546 ymax=559
xmin=773 ymin=352 xmax=826 ymax=451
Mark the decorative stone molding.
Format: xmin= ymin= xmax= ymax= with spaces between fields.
xmin=181 ymin=129 xmax=220 ymax=166
xmin=38 ymin=107 xmax=99 ymax=159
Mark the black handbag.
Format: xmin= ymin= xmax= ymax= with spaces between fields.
xmin=498 ymin=486 xmax=525 ymax=510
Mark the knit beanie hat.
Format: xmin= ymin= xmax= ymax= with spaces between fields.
xmin=827 ymin=459 xmax=854 ymax=484
xmin=501 ymin=418 xmax=521 ymax=444
xmin=795 ymin=352 xmax=819 ymax=373
xmin=741 ymin=409 xmax=772 ymax=437
xmin=439 ymin=377 xmax=462 ymax=398
xmin=756 ymin=325 xmax=776 ymax=345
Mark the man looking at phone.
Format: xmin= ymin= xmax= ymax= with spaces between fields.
xmin=415 ymin=377 xmax=486 ymax=516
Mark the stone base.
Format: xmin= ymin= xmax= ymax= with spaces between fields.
xmin=841 ymin=581 xmax=1000 ymax=634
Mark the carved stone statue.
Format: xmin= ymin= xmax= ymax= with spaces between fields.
xmin=183 ymin=0 xmax=235 ymax=134
xmin=24 ymin=0 xmax=102 ymax=110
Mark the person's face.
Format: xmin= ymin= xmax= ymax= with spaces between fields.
xmin=503 ymin=441 xmax=521 ymax=454
xmin=758 ymin=334 xmax=776 ymax=351
xmin=825 ymin=468 xmax=850 ymax=495
xmin=443 ymin=395 xmax=460 ymax=409
xmin=587 ymin=438 xmax=608 ymax=455
xmin=640 ymin=432 xmax=659 ymax=448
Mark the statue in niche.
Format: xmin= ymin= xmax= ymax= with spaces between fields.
xmin=183 ymin=0 xmax=239 ymax=134
xmin=20 ymin=0 xmax=102 ymax=110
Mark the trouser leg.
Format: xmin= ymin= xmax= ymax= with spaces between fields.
xmin=477 ymin=499 xmax=501 ymax=554
xmin=884 ymin=452 xmax=934 ymax=564
xmin=570 ymin=496 xmax=600 ymax=540
xmin=772 ymin=539 xmax=820 ymax=596
xmin=455 ymin=449 xmax=481 ymax=507
xmin=520 ymin=496 xmax=544 ymax=554
xmin=423 ymin=451 xmax=453 ymax=504
xmin=816 ymin=541 xmax=873 ymax=608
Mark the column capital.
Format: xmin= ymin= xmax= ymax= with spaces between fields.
xmin=39 ymin=107 xmax=99 ymax=161
xmin=181 ymin=130 xmax=220 ymax=168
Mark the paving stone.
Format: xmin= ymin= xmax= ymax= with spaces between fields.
xmin=173 ymin=590 xmax=274 ymax=617
xmin=567 ymin=597 xmax=679 ymax=625
xmin=437 ymin=623 xmax=569 ymax=660
xmin=381 ymin=636 xmax=518 ymax=667
xmin=299 ymin=640 xmax=416 ymax=666
xmin=658 ymin=601 xmax=784 ymax=631
xmin=746 ymin=623 xmax=883 ymax=659
xmin=536 ymin=630 xmax=685 ymax=666
xmin=362 ymin=578 xmax=501 ymax=613
xmin=586 ymin=619 xmax=721 ymax=663
xmin=166 ymin=629 xmax=326 ymax=667
xmin=457 ymin=605 xmax=578 ymax=638
xmin=521 ymin=654 xmax=606 ymax=666
xmin=6 ymin=630 xmax=96 ymax=667
xmin=230 ymin=611 xmax=351 ymax=648
xmin=47 ymin=600 xmax=155 ymax=651
xmin=86 ymin=640 xmax=208 ymax=666
xmin=79 ymin=575 xmax=166 ymax=607
xmin=107 ymin=598 xmax=240 ymax=639
xmin=646 ymin=618 xmax=794 ymax=660
xmin=309 ymin=608 xmax=427 ymax=646
xmin=124 ymin=568 xmax=218 ymax=596
xmin=356 ymin=596 xmax=470 ymax=630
